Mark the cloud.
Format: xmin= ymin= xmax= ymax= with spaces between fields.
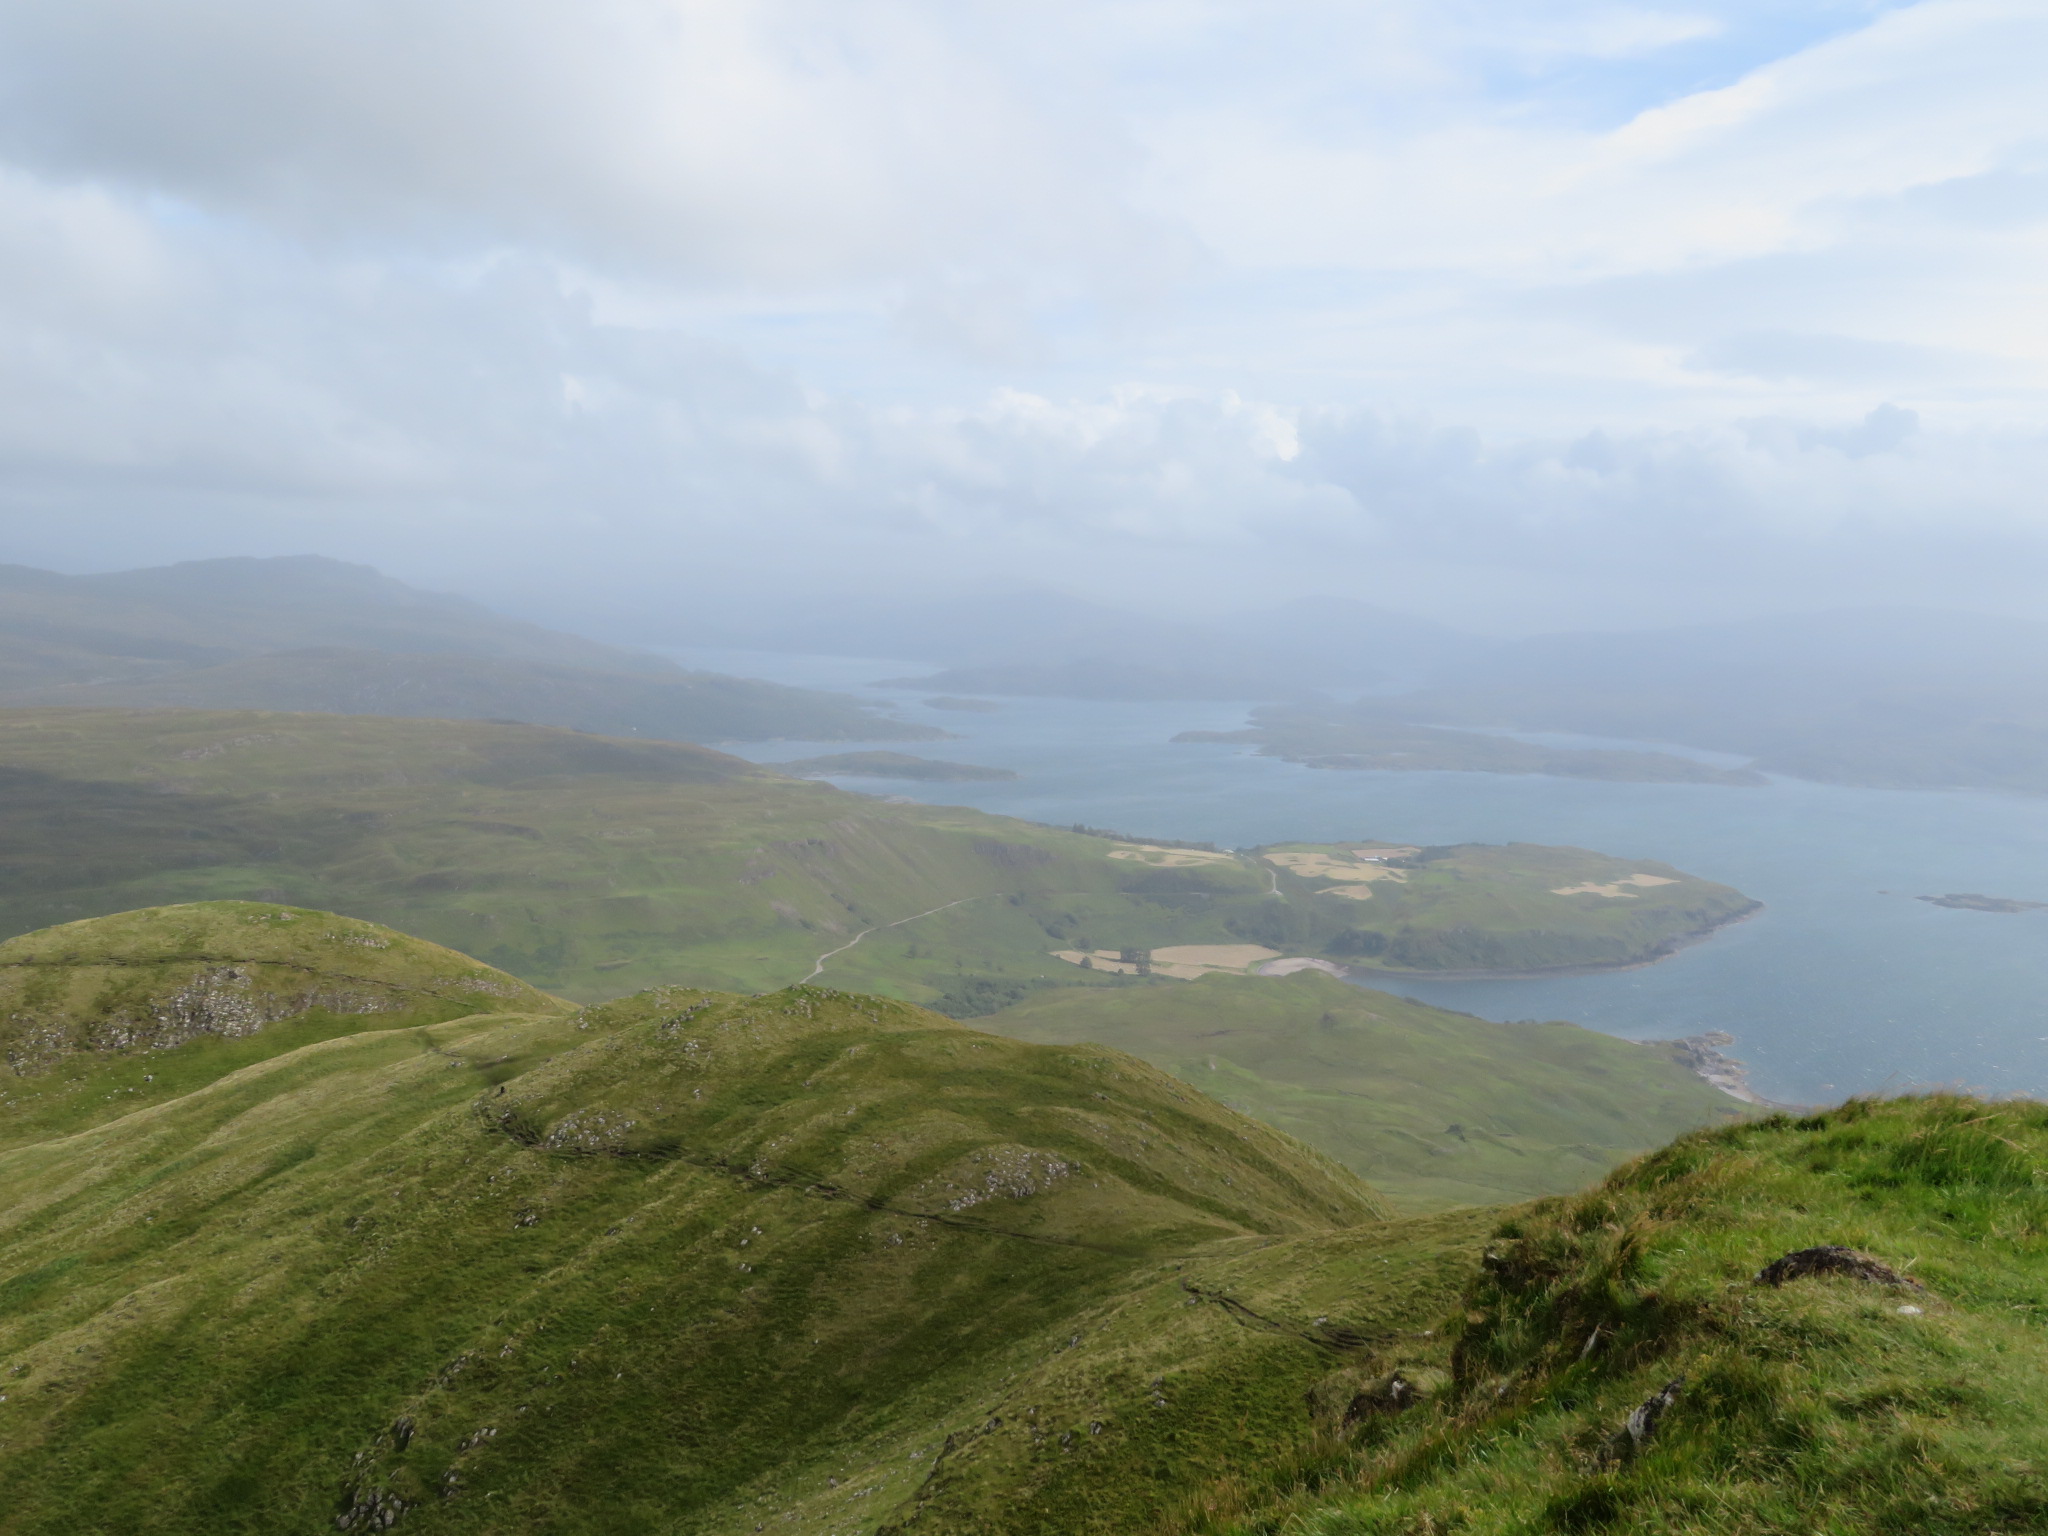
xmin=0 ymin=1 xmax=2041 ymax=631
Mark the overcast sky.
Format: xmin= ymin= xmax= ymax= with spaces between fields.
xmin=0 ymin=0 xmax=2042 ymax=633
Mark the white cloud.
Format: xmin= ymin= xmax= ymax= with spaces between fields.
xmin=0 ymin=0 xmax=2041 ymax=628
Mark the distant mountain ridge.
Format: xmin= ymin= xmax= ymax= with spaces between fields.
xmin=702 ymin=586 xmax=2048 ymax=794
xmin=0 ymin=556 xmax=938 ymax=743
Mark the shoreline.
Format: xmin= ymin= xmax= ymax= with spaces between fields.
xmin=1333 ymin=901 xmax=1763 ymax=984
xmin=1646 ymin=1030 xmax=1808 ymax=1110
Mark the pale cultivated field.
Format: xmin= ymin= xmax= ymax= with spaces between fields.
xmin=1549 ymin=873 xmax=1680 ymax=899
xmin=1255 ymin=957 xmax=1347 ymax=978
xmin=1051 ymin=949 xmax=1146 ymax=974
xmin=1051 ymin=943 xmax=1282 ymax=980
xmin=1106 ymin=845 xmax=1240 ymax=868
xmin=1263 ymin=847 xmax=1418 ymax=886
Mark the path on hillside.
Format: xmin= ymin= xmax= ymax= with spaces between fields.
xmin=801 ymin=895 xmax=987 ymax=984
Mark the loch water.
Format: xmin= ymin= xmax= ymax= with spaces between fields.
xmin=685 ymin=649 xmax=2048 ymax=1107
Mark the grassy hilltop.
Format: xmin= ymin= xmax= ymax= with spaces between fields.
xmin=0 ymin=901 xmax=564 ymax=1147
xmin=0 ymin=906 xmax=2042 ymax=1534
xmin=0 ymin=709 xmax=1756 ymax=1004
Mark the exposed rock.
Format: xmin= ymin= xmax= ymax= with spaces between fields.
xmin=1600 ymin=1376 xmax=1684 ymax=1466
xmin=1756 ymin=1245 xmax=1923 ymax=1290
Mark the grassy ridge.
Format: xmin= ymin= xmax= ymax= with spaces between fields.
xmin=977 ymin=973 xmax=1747 ymax=1211
xmin=0 ymin=959 xmax=1505 ymax=1535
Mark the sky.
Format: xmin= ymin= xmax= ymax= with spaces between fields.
xmin=0 ymin=0 xmax=2043 ymax=635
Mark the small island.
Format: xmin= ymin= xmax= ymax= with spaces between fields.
xmin=774 ymin=750 xmax=1019 ymax=782
xmin=1918 ymin=892 xmax=2048 ymax=913
xmin=1176 ymin=704 xmax=1765 ymax=786
xmin=921 ymin=696 xmax=1003 ymax=713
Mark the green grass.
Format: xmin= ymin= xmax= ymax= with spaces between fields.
xmin=0 ymin=709 xmax=1754 ymax=1003
xmin=0 ymin=965 xmax=1510 ymax=1535
xmin=0 ymin=901 xmax=566 ymax=1147
xmin=1250 ymin=842 xmax=1758 ymax=976
xmin=976 ymin=973 xmax=1746 ymax=1211
xmin=3 ymin=907 xmax=2041 ymax=1533
xmin=1175 ymin=1094 xmax=2048 ymax=1536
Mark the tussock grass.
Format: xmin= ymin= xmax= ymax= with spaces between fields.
xmin=1182 ymin=1094 xmax=2048 ymax=1536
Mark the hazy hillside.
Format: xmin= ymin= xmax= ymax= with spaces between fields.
xmin=0 ymin=558 xmax=939 ymax=743
xmin=23 ymin=645 xmax=938 ymax=744
xmin=0 ymin=556 xmax=670 ymax=685
xmin=685 ymin=584 xmax=2048 ymax=794
xmin=0 ymin=709 xmax=1756 ymax=1002
xmin=1398 ymin=606 xmax=2048 ymax=794
xmin=659 ymin=582 xmax=1475 ymax=698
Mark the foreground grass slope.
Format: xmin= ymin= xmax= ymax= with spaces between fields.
xmin=0 ymin=921 xmax=1514 ymax=1536
xmin=0 ymin=710 xmax=1754 ymax=1002
xmin=3 ymin=909 xmax=2039 ymax=1533
xmin=1185 ymin=1095 xmax=2048 ymax=1536
xmin=979 ymin=973 xmax=1745 ymax=1210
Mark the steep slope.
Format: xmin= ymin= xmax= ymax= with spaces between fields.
xmin=978 ymin=972 xmax=1747 ymax=1210
xmin=0 ymin=902 xmax=564 ymax=1147
xmin=0 ymin=558 xmax=938 ymax=743
xmin=1187 ymin=1095 xmax=2048 ymax=1536
xmin=0 ymin=710 xmax=1755 ymax=1003
xmin=0 ymin=975 xmax=1501 ymax=1536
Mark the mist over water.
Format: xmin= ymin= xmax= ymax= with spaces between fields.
xmin=691 ymin=648 xmax=2048 ymax=1107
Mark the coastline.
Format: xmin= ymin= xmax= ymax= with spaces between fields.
xmin=1646 ymin=1030 xmax=1806 ymax=1110
xmin=1333 ymin=900 xmax=1763 ymax=984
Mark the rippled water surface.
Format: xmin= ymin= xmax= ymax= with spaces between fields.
xmin=684 ymin=648 xmax=2048 ymax=1105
